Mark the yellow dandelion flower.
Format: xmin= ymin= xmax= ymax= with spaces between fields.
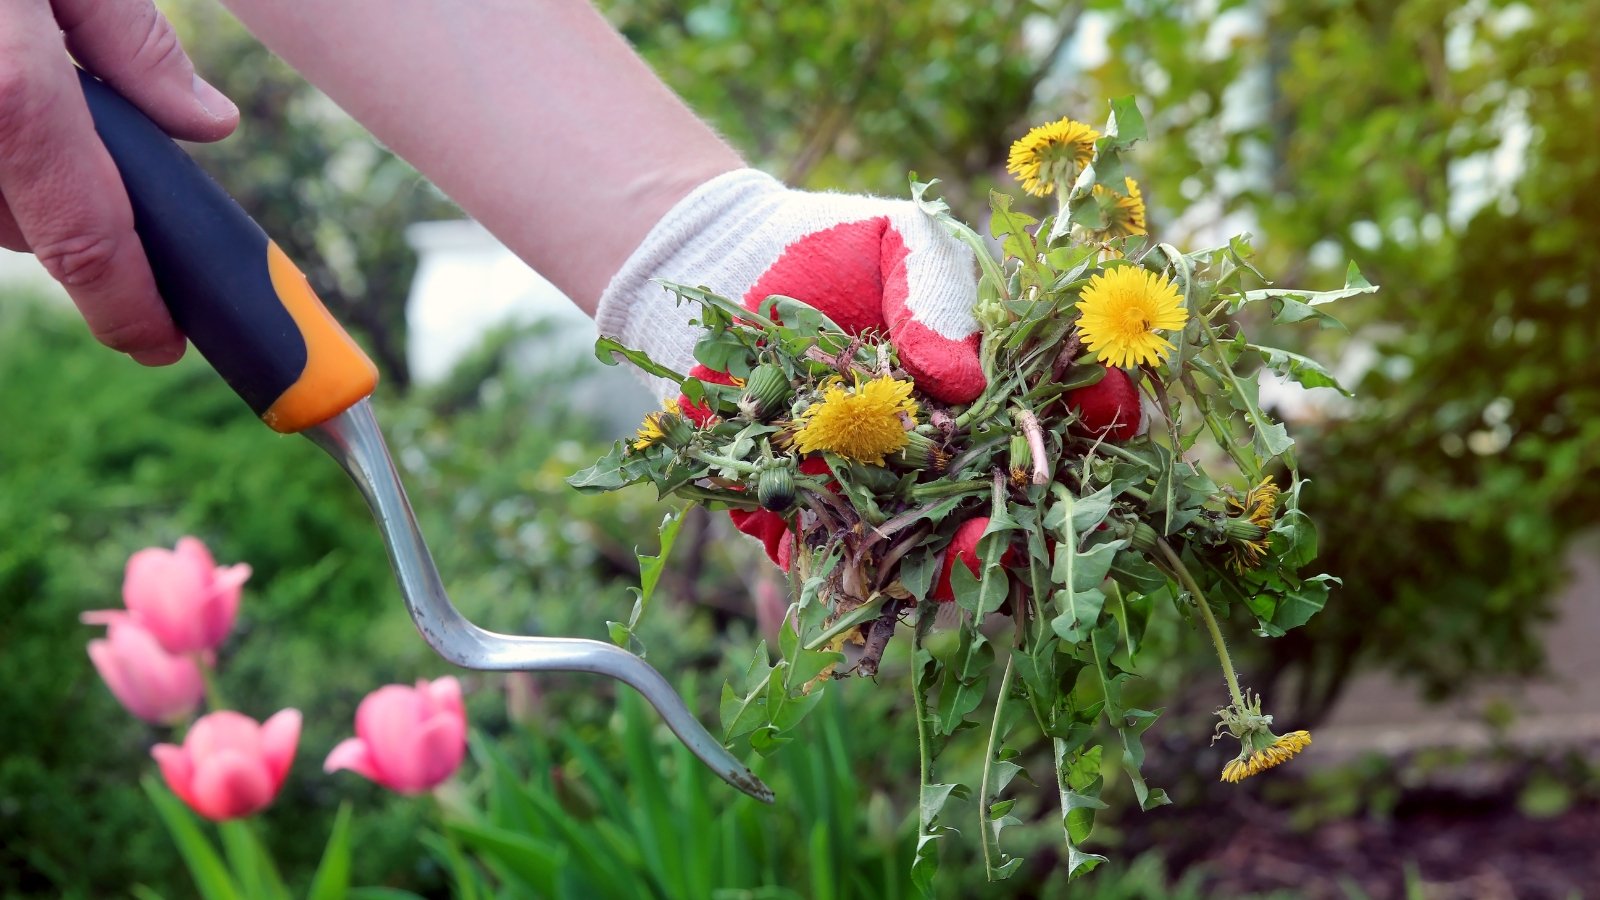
xmin=1219 ymin=730 xmax=1312 ymax=783
xmin=1076 ymin=266 xmax=1189 ymax=369
xmin=631 ymin=399 xmax=680 ymax=452
xmin=1007 ymin=117 xmax=1101 ymax=197
xmin=793 ymin=376 xmax=918 ymax=466
xmin=1091 ymin=177 xmax=1147 ymax=238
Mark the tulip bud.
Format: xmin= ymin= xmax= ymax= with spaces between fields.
xmin=325 ymin=677 xmax=467 ymax=795
xmin=83 ymin=612 xmax=204 ymax=724
xmin=738 ymin=364 xmax=792 ymax=420
xmin=120 ymin=537 xmax=251 ymax=655
xmin=152 ymin=710 xmax=301 ymax=820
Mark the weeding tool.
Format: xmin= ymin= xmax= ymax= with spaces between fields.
xmin=76 ymin=69 xmax=772 ymax=803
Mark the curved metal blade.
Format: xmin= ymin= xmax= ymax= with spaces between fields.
xmin=307 ymin=400 xmax=773 ymax=803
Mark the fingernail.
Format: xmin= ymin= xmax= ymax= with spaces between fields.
xmin=130 ymin=342 xmax=187 ymax=366
xmin=192 ymin=74 xmax=238 ymax=121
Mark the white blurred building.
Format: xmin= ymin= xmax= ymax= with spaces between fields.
xmin=402 ymin=219 xmax=654 ymax=433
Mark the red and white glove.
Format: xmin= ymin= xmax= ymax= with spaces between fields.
xmin=596 ymin=168 xmax=987 ymax=569
xmin=596 ymin=168 xmax=985 ymax=407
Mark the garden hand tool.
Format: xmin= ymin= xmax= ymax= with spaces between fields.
xmin=75 ymin=68 xmax=772 ymax=803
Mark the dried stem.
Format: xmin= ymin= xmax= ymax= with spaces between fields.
xmin=1050 ymin=329 xmax=1083 ymax=382
xmin=856 ymin=598 xmax=910 ymax=679
xmin=803 ymin=345 xmax=875 ymax=379
xmin=1011 ymin=408 xmax=1051 ymax=485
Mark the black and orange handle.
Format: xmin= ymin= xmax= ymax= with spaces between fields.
xmin=76 ymin=69 xmax=378 ymax=434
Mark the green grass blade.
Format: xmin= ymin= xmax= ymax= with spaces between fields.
xmin=417 ymin=832 xmax=483 ymax=900
xmin=306 ymin=802 xmax=354 ymax=900
xmin=218 ymin=823 xmax=262 ymax=899
xmin=140 ymin=777 xmax=241 ymax=900
xmin=444 ymin=821 xmax=566 ymax=896
xmin=219 ymin=821 xmax=288 ymax=900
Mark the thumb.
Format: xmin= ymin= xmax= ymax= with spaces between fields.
xmin=881 ymin=213 xmax=984 ymax=405
xmin=57 ymin=0 xmax=238 ymax=143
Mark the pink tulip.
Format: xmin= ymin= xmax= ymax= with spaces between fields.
xmin=152 ymin=709 xmax=301 ymax=821
xmin=83 ymin=612 xmax=205 ymax=724
xmin=324 ymin=677 xmax=467 ymax=794
xmin=122 ymin=537 xmax=251 ymax=655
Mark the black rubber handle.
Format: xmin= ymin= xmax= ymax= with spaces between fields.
xmin=76 ymin=68 xmax=377 ymax=433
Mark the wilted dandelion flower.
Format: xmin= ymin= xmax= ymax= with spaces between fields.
xmin=1006 ymin=117 xmax=1101 ymax=197
xmin=1091 ymin=177 xmax=1147 ymax=239
xmin=793 ymin=376 xmax=918 ymax=466
xmin=1215 ymin=690 xmax=1311 ymax=783
xmin=1076 ymin=266 xmax=1189 ymax=368
xmin=1225 ymin=478 xmax=1281 ymax=571
xmin=1220 ymin=730 xmax=1312 ymax=783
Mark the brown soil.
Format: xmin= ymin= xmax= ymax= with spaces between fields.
xmin=1151 ymin=793 xmax=1600 ymax=899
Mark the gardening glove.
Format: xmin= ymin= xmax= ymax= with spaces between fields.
xmin=596 ymin=168 xmax=985 ymax=407
xmin=596 ymin=169 xmax=986 ymax=569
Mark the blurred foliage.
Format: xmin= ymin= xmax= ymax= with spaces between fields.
xmin=1112 ymin=0 xmax=1600 ymax=714
xmin=603 ymin=0 xmax=1087 ymax=211
xmin=162 ymin=0 xmax=459 ymax=387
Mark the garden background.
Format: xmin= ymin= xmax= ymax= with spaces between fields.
xmin=4 ymin=0 xmax=1600 ymax=896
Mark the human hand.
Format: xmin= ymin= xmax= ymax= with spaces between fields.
xmin=1 ymin=0 xmax=238 ymax=364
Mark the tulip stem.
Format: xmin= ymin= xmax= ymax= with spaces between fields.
xmin=197 ymin=656 xmax=227 ymax=712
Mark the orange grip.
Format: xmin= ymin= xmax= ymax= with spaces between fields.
xmin=261 ymin=242 xmax=380 ymax=433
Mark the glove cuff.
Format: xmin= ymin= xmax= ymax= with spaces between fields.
xmin=596 ymin=168 xmax=787 ymax=396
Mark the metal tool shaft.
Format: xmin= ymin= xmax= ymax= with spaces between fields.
xmin=307 ymin=401 xmax=773 ymax=803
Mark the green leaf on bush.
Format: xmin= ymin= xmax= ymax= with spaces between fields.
xmin=444 ymin=821 xmax=565 ymax=896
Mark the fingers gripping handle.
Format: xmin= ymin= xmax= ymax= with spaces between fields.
xmin=76 ymin=69 xmax=377 ymax=433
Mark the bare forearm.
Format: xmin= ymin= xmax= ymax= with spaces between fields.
xmin=215 ymin=0 xmax=743 ymax=312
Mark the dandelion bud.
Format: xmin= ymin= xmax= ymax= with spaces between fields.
xmin=757 ymin=466 xmax=796 ymax=512
xmin=662 ymin=413 xmax=696 ymax=449
xmin=738 ymin=364 xmax=792 ymax=420
xmin=898 ymin=431 xmax=948 ymax=474
xmin=1008 ymin=435 xmax=1032 ymax=486
xmin=1129 ymin=521 xmax=1160 ymax=555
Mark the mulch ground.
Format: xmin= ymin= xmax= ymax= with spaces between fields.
xmin=1148 ymin=791 xmax=1600 ymax=898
